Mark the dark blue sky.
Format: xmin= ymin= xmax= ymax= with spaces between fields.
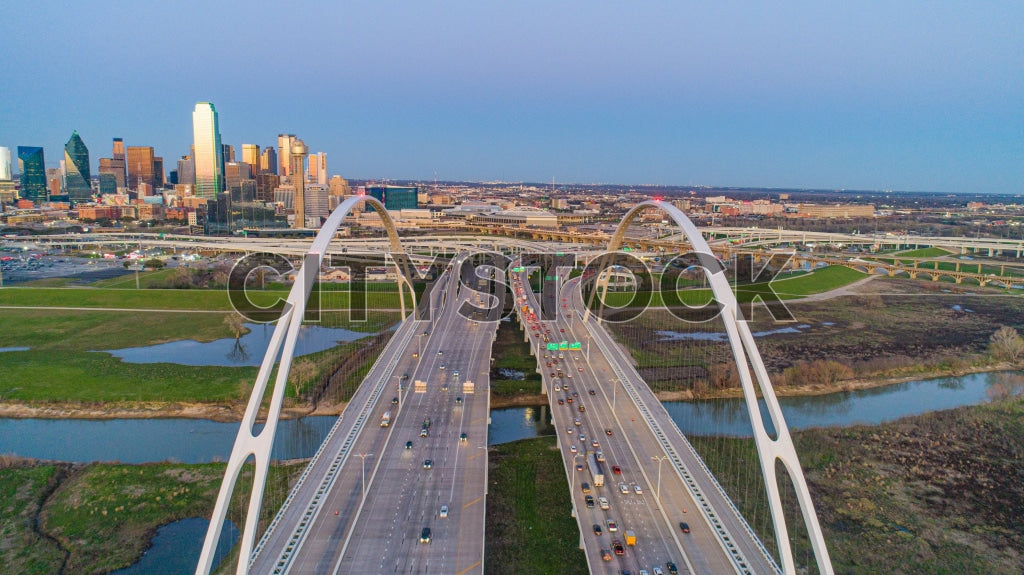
xmin=2 ymin=1 xmax=1022 ymax=193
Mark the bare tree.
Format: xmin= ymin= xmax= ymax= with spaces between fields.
xmin=989 ymin=326 xmax=1024 ymax=363
xmin=289 ymin=359 xmax=318 ymax=399
xmin=223 ymin=313 xmax=246 ymax=340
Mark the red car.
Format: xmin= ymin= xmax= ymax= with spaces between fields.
xmin=613 ymin=540 xmax=625 ymax=555
xmin=612 ymin=465 xmax=622 ymax=474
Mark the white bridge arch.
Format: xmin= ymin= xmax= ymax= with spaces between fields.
xmin=591 ymin=200 xmax=833 ymax=575
xmin=195 ymin=195 xmax=415 ymax=575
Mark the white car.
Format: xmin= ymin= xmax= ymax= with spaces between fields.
xmin=440 ymin=505 xmax=449 ymax=518
xmin=598 ymin=497 xmax=610 ymax=510
xmin=570 ymin=444 xmax=578 ymax=454
xmin=618 ymin=483 xmax=629 ymax=494
xmin=634 ymin=484 xmax=644 ymax=495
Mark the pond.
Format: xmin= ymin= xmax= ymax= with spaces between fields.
xmin=110 ymin=517 xmax=236 ymax=575
xmin=102 ymin=323 xmax=371 ymax=367
xmin=0 ymin=416 xmax=337 ymax=463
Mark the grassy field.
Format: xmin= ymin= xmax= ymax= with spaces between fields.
xmin=768 ymin=265 xmax=867 ymax=297
xmin=892 ymin=247 xmax=954 ymax=258
xmin=595 ymin=265 xmax=868 ymax=308
xmin=490 ymin=319 xmax=543 ymax=397
xmin=0 ymin=289 xmax=399 ymax=404
xmin=0 ymin=463 xmax=66 ymax=575
xmin=484 ymin=437 xmax=588 ymax=575
xmin=689 ymin=392 xmax=1024 ymax=574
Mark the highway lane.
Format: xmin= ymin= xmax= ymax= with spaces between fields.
xmin=249 ymin=255 xmax=495 ymax=574
xmin=334 ymin=257 xmax=495 ymax=574
xmin=514 ymin=270 xmax=779 ymax=574
xmin=566 ymin=274 xmax=780 ymax=574
xmin=514 ymin=273 xmax=697 ymax=574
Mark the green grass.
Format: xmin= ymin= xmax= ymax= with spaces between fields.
xmin=485 ymin=437 xmax=588 ymax=575
xmin=0 ymin=286 xmax=238 ymax=310
xmin=0 ymin=464 xmax=66 ymax=575
xmin=594 ymin=265 xmax=868 ymax=308
xmin=768 ymin=265 xmax=867 ymax=297
xmin=0 ymin=350 xmax=256 ymax=402
xmin=491 ymin=379 xmax=543 ymax=397
xmin=893 ymin=247 xmax=953 ymax=258
xmin=39 ymin=461 xmax=305 ymax=575
xmin=88 ymin=268 xmax=178 ymax=289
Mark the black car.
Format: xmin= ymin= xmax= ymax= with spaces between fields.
xmin=405 ymin=441 xmax=413 ymax=449
xmin=679 ymin=522 xmax=690 ymax=533
xmin=585 ymin=495 xmax=595 ymax=508
xmin=666 ymin=561 xmax=678 ymax=574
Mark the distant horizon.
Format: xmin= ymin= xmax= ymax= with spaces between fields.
xmin=2 ymin=3 xmax=1022 ymax=195
xmin=3 ymin=137 xmax=1020 ymax=199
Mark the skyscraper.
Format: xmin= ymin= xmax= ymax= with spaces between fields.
xmin=126 ymin=146 xmax=156 ymax=189
xmin=153 ymin=157 xmax=165 ymax=188
xmin=260 ymin=146 xmax=277 ymax=175
xmin=277 ymin=134 xmax=295 ymax=177
xmin=177 ymin=155 xmax=195 ymax=191
xmin=242 ymin=144 xmax=259 ymax=175
xmin=308 ymin=152 xmax=328 ymax=185
xmin=192 ymin=102 xmax=225 ymax=199
xmin=63 ymin=131 xmax=92 ymax=204
xmin=0 ymin=147 xmax=11 ymax=181
xmin=17 ymin=146 xmax=47 ymax=203
xmin=289 ymin=139 xmax=308 ymax=228
xmin=98 ymin=138 xmax=127 ymax=190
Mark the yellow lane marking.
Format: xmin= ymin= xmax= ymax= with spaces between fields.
xmin=468 ymin=450 xmax=486 ymax=461
xmin=462 ymin=496 xmax=483 ymax=509
xmin=456 ymin=560 xmax=481 ymax=575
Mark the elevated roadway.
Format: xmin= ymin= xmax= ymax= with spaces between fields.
xmin=247 ymin=253 xmax=496 ymax=574
xmin=513 ymin=271 xmax=780 ymax=575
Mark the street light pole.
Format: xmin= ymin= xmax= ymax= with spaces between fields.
xmin=356 ymin=453 xmax=374 ymax=503
xmin=652 ymin=455 xmax=669 ymax=503
xmin=570 ymin=453 xmax=583 ymax=516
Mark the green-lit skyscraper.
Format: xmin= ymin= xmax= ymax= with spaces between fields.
xmin=192 ymin=102 xmax=224 ymax=199
xmin=17 ymin=146 xmax=47 ymax=204
xmin=64 ymin=131 xmax=91 ymax=205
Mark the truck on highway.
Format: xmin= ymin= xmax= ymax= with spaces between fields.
xmin=380 ymin=411 xmax=391 ymax=427
xmin=587 ymin=451 xmax=605 ymax=487
xmin=625 ymin=530 xmax=637 ymax=546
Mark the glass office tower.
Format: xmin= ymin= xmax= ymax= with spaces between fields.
xmin=18 ymin=146 xmax=47 ymax=203
xmin=64 ymin=131 xmax=92 ymax=204
xmin=192 ymin=102 xmax=224 ymax=199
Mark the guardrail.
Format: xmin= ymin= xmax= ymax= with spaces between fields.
xmin=581 ymin=310 xmax=781 ymax=575
xmin=248 ymin=317 xmax=418 ymax=573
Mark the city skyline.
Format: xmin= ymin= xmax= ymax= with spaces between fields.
xmin=1 ymin=2 xmax=1022 ymax=194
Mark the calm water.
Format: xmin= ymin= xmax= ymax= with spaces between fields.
xmin=488 ymin=404 xmax=554 ymax=445
xmin=0 ymin=416 xmax=336 ymax=463
xmin=103 ymin=323 xmax=370 ymax=367
xmin=110 ymin=518 xmax=236 ymax=575
xmin=665 ymin=370 xmax=1024 ymax=437
xmin=0 ymin=372 xmax=1018 ymax=463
